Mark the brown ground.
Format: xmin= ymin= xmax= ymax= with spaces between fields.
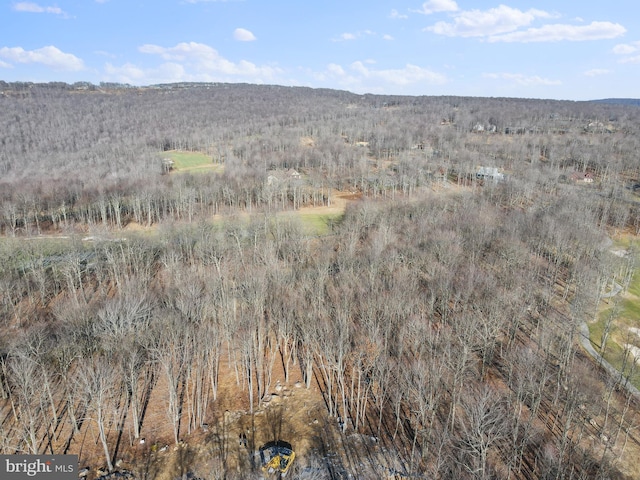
xmin=32 ymin=330 xmax=396 ymax=480
xmin=297 ymin=190 xmax=360 ymax=217
xmin=5 ymin=187 xmax=640 ymax=479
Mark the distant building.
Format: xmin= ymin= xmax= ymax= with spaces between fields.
xmin=476 ymin=166 xmax=505 ymax=181
xmin=267 ymin=168 xmax=302 ymax=185
xmin=161 ymin=158 xmax=175 ymax=174
xmin=286 ymin=168 xmax=301 ymax=180
xmin=570 ymin=171 xmax=594 ymax=183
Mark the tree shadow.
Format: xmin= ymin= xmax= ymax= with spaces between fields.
xmin=136 ymin=367 xmax=156 ymax=440
xmin=265 ymin=403 xmax=284 ymax=442
xmin=307 ymin=416 xmax=349 ymax=480
xmin=65 ymin=400 xmax=89 ymax=455
xmin=175 ymin=442 xmax=197 ymax=479
xmin=204 ymin=410 xmax=230 ymax=477
xmin=111 ymin=389 xmax=129 ymax=467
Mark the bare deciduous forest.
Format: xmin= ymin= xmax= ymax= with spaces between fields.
xmin=1 ymin=81 xmax=640 ymax=479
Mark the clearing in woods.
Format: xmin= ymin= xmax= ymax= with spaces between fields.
xmin=66 ymin=345 xmax=394 ymax=479
xmin=162 ymin=151 xmax=224 ymax=174
xmin=588 ymin=236 xmax=640 ymax=389
xmin=291 ymin=191 xmax=358 ymax=235
xmin=208 ymin=191 xmax=358 ymax=236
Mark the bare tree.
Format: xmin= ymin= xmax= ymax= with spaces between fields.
xmin=77 ymin=355 xmax=117 ymax=471
xmin=153 ymin=318 xmax=188 ymax=444
xmin=6 ymin=353 xmax=45 ymax=454
xmin=457 ymin=385 xmax=509 ymax=480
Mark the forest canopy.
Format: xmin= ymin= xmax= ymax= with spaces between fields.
xmin=1 ymin=82 xmax=640 ymax=479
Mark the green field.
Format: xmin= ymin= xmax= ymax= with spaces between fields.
xmin=299 ymin=212 xmax=343 ymax=236
xmin=213 ymin=211 xmax=344 ymax=237
xmin=163 ymin=151 xmax=224 ymax=174
xmin=589 ymin=239 xmax=640 ymax=389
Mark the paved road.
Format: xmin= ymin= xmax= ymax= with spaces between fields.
xmin=578 ymin=321 xmax=640 ymax=399
xmin=601 ymin=282 xmax=623 ymax=298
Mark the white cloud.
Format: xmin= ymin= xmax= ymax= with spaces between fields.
xmin=333 ymin=31 xmax=376 ymax=42
xmin=613 ymin=45 xmax=636 ymax=55
xmin=13 ymin=2 xmax=66 ymax=15
xmin=113 ymin=41 xmax=282 ymax=85
xmin=389 ymin=9 xmax=408 ymax=20
xmin=483 ymin=72 xmax=561 ymax=86
xmin=94 ymin=50 xmax=117 ymax=59
xmin=424 ymin=5 xmax=626 ymax=44
xmin=427 ymin=5 xmax=552 ymax=37
xmin=0 ymin=59 xmax=13 ymax=68
xmin=327 ymin=63 xmax=345 ymax=76
xmin=233 ymin=28 xmax=256 ymax=42
xmin=349 ymin=61 xmax=446 ymax=86
xmin=488 ymin=21 xmax=626 ymax=43
xmin=317 ymin=61 xmax=446 ymax=94
xmin=613 ymin=41 xmax=640 ymax=55
xmin=619 ymin=55 xmax=640 ymax=64
xmin=338 ymin=33 xmax=357 ymax=41
xmin=104 ymin=62 xmax=195 ymax=85
xmin=613 ymin=40 xmax=640 ymax=63
xmin=0 ymin=45 xmax=84 ymax=70
xmin=383 ymin=34 xmax=394 ymax=41
xmin=413 ymin=0 xmax=458 ymax=15
xmin=104 ymin=62 xmax=147 ymax=82
xmin=583 ymin=69 xmax=610 ymax=77
xmin=139 ymin=42 xmax=215 ymax=61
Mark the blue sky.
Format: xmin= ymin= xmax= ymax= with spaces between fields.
xmin=1 ymin=0 xmax=638 ymax=100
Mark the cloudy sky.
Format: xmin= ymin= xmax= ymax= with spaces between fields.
xmin=1 ymin=0 xmax=638 ymax=99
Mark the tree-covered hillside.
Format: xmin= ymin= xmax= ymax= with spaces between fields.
xmin=1 ymin=82 xmax=640 ymax=479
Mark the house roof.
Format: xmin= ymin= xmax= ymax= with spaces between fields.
xmin=570 ymin=171 xmax=594 ymax=181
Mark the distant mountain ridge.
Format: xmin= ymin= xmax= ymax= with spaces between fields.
xmin=590 ymin=98 xmax=640 ymax=106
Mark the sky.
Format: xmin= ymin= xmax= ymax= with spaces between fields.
xmin=1 ymin=0 xmax=638 ymax=100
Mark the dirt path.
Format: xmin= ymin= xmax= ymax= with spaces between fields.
xmin=297 ymin=191 xmax=360 ymax=217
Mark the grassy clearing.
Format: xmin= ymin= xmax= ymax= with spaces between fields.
xmin=0 ymin=236 xmax=77 ymax=259
xmin=628 ymin=266 xmax=640 ymax=298
xmin=589 ymin=307 xmax=640 ymax=389
xmin=299 ymin=212 xmax=344 ymax=236
xmin=0 ymin=236 xmax=89 ymax=277
xmin=209 ymin=210 xmax=344 ymax=238
xmin=163 ymin=151 xmax=224 ymax=174
xmin=622 ymin=295 xmax=640 ymax=320
xmin=589 ymin=239 xmax=640 ymax=389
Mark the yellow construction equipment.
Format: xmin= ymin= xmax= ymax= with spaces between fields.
xmin=259 ymin=440 xmax=295 ymax=477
